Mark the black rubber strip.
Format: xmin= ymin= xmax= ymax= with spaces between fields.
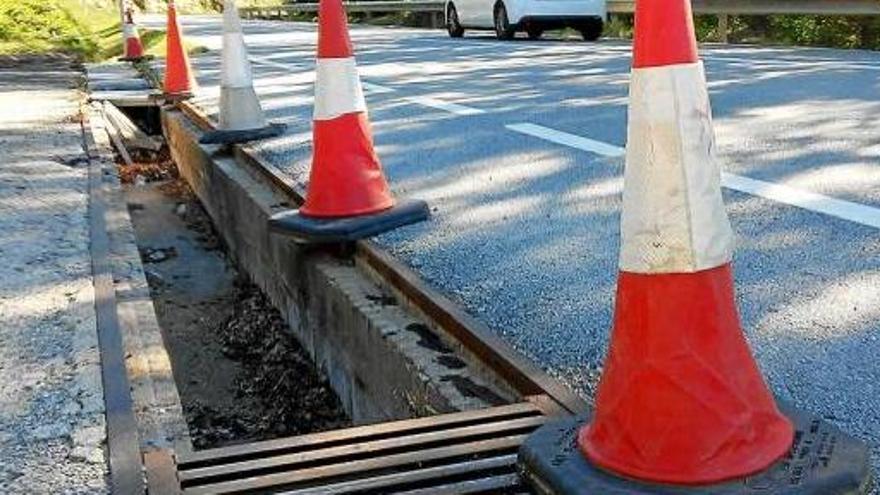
xmin=87 ymin=145 xmax=145 ymax=494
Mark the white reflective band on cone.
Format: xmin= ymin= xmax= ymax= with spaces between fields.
xmin=619 ymin=61 xmax=734 ymax=274
xmin=221 ymin=32 xmax=254 ymax=88
xmin=314 ymin=57 xmax=367 ymax=121
xmin=123 ymin=23 xmax=135 ymax=38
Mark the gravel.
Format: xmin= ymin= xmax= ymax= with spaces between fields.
xmin=0 ymin=56 xmax=109 ymax=493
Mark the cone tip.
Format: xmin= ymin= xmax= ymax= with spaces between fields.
xmin=317 ymin=0 xmax=354 ymax=58
xmin=632 ymin=0 xmax=699 ymax=68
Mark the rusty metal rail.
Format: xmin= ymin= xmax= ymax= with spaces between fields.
xmin=177 ymin=99 xmax=589 ymax=416
xmin=175 ymin=401 xmax=547 ymax=493
xmin=169 ymin=96 xmax=587 ymax=491
xmin=131 ymin=38 xmax=595 ymax=485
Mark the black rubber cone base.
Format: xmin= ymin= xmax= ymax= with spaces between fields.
xmin=199 ymin=122 xmax=286 ymax=144
xmin=269 ymin=199 xmax=430 ymax=244
xmin=162 ymin=92 xmax=193 ymax=104
xmin=519 ymin=405 xmax=872 ymax=495
xmin=118 ymin=55 xmax=155 ymax=63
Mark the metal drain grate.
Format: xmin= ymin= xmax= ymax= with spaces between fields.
xmin=175 ymin=401 xmax=551 ymax=494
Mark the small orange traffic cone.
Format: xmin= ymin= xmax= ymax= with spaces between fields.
xmin=164 ymin=0 xmax=197 ymax=99
xmin=120 ymin=6 xmax=146 ymax=62
xmin=301 ymin=0 xmax=391 ymax=218
xmin=517 ymin=0 xmax=870 ymax=492
xmin=268 ymin=0 xmax=428 ymax=243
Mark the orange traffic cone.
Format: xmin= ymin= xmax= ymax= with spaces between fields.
xmin=301 ymin=0 xmax=391 ymax=218
xmin=578 ymin=0 xmax=794 ymax=482
xmin=164 ymin=0 xmax=197 ymax=99
xmin=268 ymin=0 xmax=428 ymax=243
xmin=517 ymin=0 xmax=870 ymax=492
xmin=120 ymin=6 xmax=146 ymax=62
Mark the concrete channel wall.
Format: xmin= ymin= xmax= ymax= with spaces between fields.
xmin=162 ymin=108 xmax=517 ymax=425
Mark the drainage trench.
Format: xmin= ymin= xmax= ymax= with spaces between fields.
xmin=88 ymin=66 xmax=587 ymax=491
xmin=109 ymin=112 xmax=349 ymax=450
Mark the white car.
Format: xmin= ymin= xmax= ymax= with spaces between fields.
xmin=445 ymin=0 xmax=606 ymax=40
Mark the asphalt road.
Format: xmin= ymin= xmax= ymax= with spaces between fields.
xmin=146 ymin=15 xmax=880 ymax=473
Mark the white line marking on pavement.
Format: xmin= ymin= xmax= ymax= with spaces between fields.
xmin=249 ymin=55 xmax=481 ymax=115
xmin=506 ymin=123 xmax=625 ymax=158
xmin=508 ymin=123 xmax=880 ymax=229
xmin=362 ymin=82 xmax=395 ymax=94
xmin=721 ymin=173 xmax=880 ymax=229
xmin=409 ymin=97 xmax=485 ymax=116
xmin=250 ymin=56 xmax=300 ymax=71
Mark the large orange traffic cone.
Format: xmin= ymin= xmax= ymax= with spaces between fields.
xmin=577 ymin=0 xmax=794 ymax=483
xmin=164 ymin=0 xmax=197 ymax=99
xmin=517 ymin=0 xmax=870 ymax=492
xmin=200 ymin=0 xmax=286 ymax=144
xmin=120 ymin=5 xmax=146 ymax=62
xmin=268 ymin=0 xmax=428 ymax=243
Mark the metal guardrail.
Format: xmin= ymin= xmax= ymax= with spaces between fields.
xmin=240 ymin=1 xmax=443 ymax=18
xmin=240 ymin=0 xmax=880 ymax=19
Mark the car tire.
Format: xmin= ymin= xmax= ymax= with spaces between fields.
xmin=447 ymin=4 xmax=465 ymax=38
xmin=526 ymin=26 xmax=543 ymax=40
xmin=578 ymin=18 xmax=604 ymax=41
xmin=494 ymin=3 xmax=515 ymax=40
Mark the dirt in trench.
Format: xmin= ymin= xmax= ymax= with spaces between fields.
xmin=122 ymin=156 xmax=349 ymax=450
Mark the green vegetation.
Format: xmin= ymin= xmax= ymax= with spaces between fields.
xmin=0 ymin=0 xmax=207 ymax=60
xmin=0 ymin=0 xmax=118 ymax=58
xmin=607 ymin=14 xmax=880 ymax=50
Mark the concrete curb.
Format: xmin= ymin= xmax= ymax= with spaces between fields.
xmin=162 ymin=107 xmax=517 ymax=424
xmin=84 ymin=101 xmax=192 ymax=460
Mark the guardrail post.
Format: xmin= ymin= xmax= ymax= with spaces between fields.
xmin=718 ymin=14 xmax=729 ymax=43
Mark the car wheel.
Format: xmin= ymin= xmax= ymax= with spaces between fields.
xmin=447 ymin=4 xmax=464 ymax=38
xmin=526 ymin=26 xmax=543 ymax=40
xmin=579 ymin=18 xmax=604 ymax=41
xmin=494 ymin=3 xmax=515 ymax=40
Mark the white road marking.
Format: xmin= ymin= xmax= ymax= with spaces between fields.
xmin=250 ymin=54 xmax=483 ymax=115
xmin=249 ymin=56 xmax=300 ymax=71
xmin=506 ymin=123 xmax=625 ymax=157
xmin=362 ymin=82 xmax=395 ymax=94
xmin=721 ymin=173 xmax=880 ymax=229
xmin=508 ymin=123 xmax=880 ymax=230
xmin=408 ymin=97 xmax=485 ymax=116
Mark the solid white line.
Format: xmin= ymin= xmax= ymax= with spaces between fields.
xmin=508 ymin=122 xmax=880 ymax=230
xmin=408 ymin=96 xmax=485 ymax=116
xmin=506 ymin=123 xmax=625 ymax=158
xmin=721 ymin=173 xmax=880 ymax=229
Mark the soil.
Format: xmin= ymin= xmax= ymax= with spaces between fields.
xmin=116 ymin=147 xmax=177 ymax=184
xmin=123 ymin=158 xmax=349 ymax=450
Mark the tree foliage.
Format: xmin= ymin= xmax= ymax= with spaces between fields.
xmin=0 ymin=0 xmax=93 ymax=53
xmin=610 ymin=14 xmax=880 ymax=50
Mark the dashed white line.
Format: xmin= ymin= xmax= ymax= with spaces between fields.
xmin=720 ymin=173 xmax=880 ymax=229
xmin=408 ymin=97 xmax=485 ymax=116
xmin=506 ymin=123 xmax=625 ymax=157
xmin=508 ymin=123 xmax=880 ymax=230
xmin=249 ymin=57 xmax=481 ymax=115
xmin=362 ymin=82 xmax=395 ymax=94
xmin=249 ymin=55 xmax=300 ymax=71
